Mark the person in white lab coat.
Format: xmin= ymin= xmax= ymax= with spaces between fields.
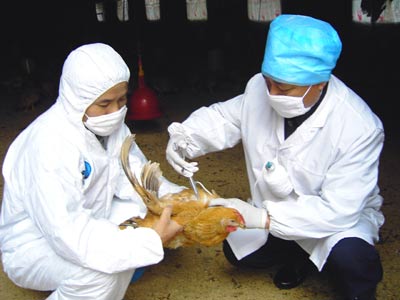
xmin=0 ymin=43 xmax=183 ymax=300
xmin=165 ymin=15 xmax=384 ymax=300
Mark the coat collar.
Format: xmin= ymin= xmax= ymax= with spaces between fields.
xmin=279 ymin=75 xmax=343 ymax=149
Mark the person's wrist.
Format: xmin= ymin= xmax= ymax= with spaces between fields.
xmin=265 ymin=214 xmax=270 ymax=230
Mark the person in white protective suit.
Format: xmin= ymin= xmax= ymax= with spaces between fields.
xmin=165 ymin=15 xmax=384 ymax=300
xmin=0 ymin=43 xmax=184 ymax=300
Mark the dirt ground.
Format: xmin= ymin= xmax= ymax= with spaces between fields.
xmin=0 ymin=83 xmax=399 ymax=300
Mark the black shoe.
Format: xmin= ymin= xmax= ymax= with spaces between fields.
xmin=349 ymin=288 xmax=377 ymax=300
xmin=273 ymin=259 xmax=314 ymax=289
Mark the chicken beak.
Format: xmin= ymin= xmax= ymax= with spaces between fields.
xmin=235 ymin=211 xmax=246 ymax=228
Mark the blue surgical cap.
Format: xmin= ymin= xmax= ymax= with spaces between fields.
xmin=261 ymin=14 xmax=342 ymax=86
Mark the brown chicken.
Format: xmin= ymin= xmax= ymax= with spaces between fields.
xmin=120 ymin=134 xmax=245 ymax=248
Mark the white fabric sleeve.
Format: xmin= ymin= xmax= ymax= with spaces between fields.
xmin=19 ymin=166 xmax=165 ymax=273
xmin=167 ymin=94 xmax=244 ymax=158
xmin=265 ymin=128 xmax=384 ymax=240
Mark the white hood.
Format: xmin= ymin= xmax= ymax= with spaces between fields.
xmin=57 ymin=43 xmax=130 ymax=126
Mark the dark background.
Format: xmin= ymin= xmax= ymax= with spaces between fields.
xmin=0 ymin=0 xmax=398 ymax=135
xmin=0 ymin=3 xmax=398 ymax=299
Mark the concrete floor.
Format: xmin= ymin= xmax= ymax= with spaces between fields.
xmin=0 ymin=84 xmax=399 ymax=300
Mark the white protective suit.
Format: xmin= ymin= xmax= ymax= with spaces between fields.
xmin=0 ymin=43 xmax=182 ymax=299
xmin=168 ymin=73 xmax=385 ymax=271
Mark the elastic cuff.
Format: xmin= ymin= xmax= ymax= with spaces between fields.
xmin=259 ymin=209 xmax=268 ymax=229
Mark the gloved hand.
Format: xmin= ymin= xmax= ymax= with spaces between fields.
xmin=166 ymin=133 xmax=199 ymax=177
xmin=209 ymin=198 xmax=268 ymax=229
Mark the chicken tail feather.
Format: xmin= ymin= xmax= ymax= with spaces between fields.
xmin=120 ymin=134 xmax=163 ymax=214
xmin=141 ymin=161 xmax=162 ymax=193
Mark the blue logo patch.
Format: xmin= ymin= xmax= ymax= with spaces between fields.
xmin=81 ymin=161 xmax=92 ymax=179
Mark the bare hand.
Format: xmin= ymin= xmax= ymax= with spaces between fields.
xmin=152 ymin=205 xmax=183 ymax=244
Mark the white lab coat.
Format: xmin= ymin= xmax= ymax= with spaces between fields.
xmin=0 ymin=43 xmax=182 ymax=299
xmin=168 ymin=73 xmax=385 ymax=271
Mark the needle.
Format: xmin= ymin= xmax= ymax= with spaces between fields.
xmin=175 ymin=143 xmax=200 ymax=200
xmin=188 ymin=175 xmax=199 ymax=200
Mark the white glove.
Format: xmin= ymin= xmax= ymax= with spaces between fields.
xmin=166 ymin=133 xmax=199 ymax=177
xmin=209 ymin=198 xmax=268 ymax=229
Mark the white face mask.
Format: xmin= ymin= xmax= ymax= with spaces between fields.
xmin=267 ymin=85 xmax=312 ymax=118
xmin=84 ymin=106 xmax=127 ymax=136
